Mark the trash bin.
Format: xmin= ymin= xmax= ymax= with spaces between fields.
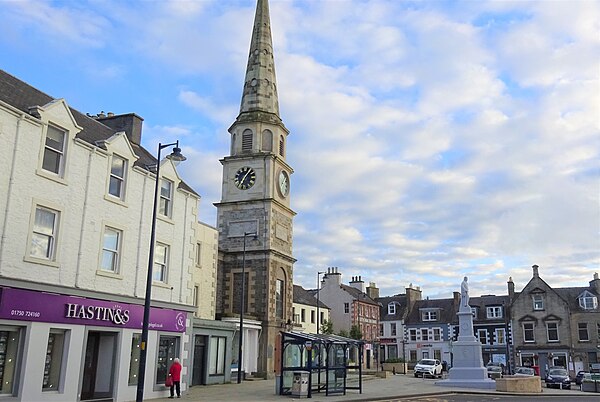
xmin=291 ymin=371 xmax=309 ymax=398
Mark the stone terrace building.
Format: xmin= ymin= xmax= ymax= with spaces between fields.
xmin=404 ymin=297 xmax=457 ymax=365
xmin=509 ymin=265 xmax=600 ymax=378
xmin=468 ymin=294 xmax=511 ymax=370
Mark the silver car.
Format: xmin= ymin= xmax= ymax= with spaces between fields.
xmin=414 ymin=358 xmax=443 ymax=378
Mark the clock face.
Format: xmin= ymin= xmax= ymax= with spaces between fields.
xmin=234 ymin=166 xmax=256 ymax=190
xmin=278 ymin=170 xmax=289 ymax=196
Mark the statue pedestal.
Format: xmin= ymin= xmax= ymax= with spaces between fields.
xmin=436 ymin=309 xmax=496 ymax=389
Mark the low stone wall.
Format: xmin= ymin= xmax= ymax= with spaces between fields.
xmin=496 ymin=376 xmax=542 ymax=393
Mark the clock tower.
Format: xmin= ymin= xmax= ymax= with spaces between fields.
xmin=215 ymin=0 xmax=295 ymax=377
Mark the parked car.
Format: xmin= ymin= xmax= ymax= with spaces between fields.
xmin=514 ymin=367 xmax=535 ymax=376
xmin=487 ymin=365 xmax=503 ymax=379
xmin=545 ymin=367 xmax=571 ymax=389
xmin=575 ymin=371 xmax=588 ymax=386
xmin=414 ymin=359 xmax=443 ymax=378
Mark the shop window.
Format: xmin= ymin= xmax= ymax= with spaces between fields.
xmin=0 ymin=328 xmax=21 ymax=395
xmin=43 ymin=330 xmax=66 ymax=391
xmin=209 ymin=337 xmax=226 ymax=375
xmin=108 ymin=155 xmax=127 ymax=199
xmin=159 ymin=179 xmax=173 ymax=218
xmin=128 ymin=333 xmax=141 ymax=385
xmin=409 ymin=350 xmax=417 ymax=362
xmin=156 ymin=336 xmax=180 ymax=385
xmin=42 ymin=125 xmax=66 ymax=176
xmin=388 ymin=345 xmax=398 ymax=360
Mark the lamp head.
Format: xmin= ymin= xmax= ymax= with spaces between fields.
xmin=166 ymin=142 xmax=186 ymax=165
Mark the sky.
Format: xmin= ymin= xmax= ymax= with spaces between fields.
xmin=1 ymin=0 xmax=598 ymax=299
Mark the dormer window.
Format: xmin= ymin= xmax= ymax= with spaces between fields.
xmin=486 ymin=306 xmax=503 ymax=319
xmin=532 ymin=294 xmax=544 ymax=310
xmin=422 ymin=310 xmax=438 ymax=321
xmin=388 ymin=303 xmax=396 ymax=315
xmin=42 ymin=125 xmax=66 ymax=175
xmin=578 ymin=291 xmax=598 ymax=310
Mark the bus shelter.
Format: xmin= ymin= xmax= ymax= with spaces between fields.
xmin=278 ymin=331 xmax=364 ymax=397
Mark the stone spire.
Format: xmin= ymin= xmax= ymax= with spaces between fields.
xmin=236 ymin=0 xmax=281 ymax=124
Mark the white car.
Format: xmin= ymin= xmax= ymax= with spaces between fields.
xmin=414 ymin=358 xmax=443 ymax=378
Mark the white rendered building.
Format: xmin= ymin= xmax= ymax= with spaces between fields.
xmin=0 ymin=69 xmax=200 ymax=401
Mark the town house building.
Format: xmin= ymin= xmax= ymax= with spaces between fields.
xmin=0 ymin=69 xmax=202 ymax=401
xmin=292 ymin=285 xmax=331 ymax=334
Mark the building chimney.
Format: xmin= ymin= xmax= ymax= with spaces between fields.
xmin=508 ymin=277 xmax=515 ymax=301
xmin=349 ymin=275 xmax=366 ymax=293
xmin=96 ymin=113 xmax=144 ymax=145
xmin=366 ymin=282 xmax=379 ymax=299
xmin=324 ymin=266 xmax=342 ymax=286
xmin=590 ymin=272 xmax=600 ymax=294
xmin=406 ymin=285 xmax=422 ymax=307
xmin=532 ymin=264 xmax=539 ymax=278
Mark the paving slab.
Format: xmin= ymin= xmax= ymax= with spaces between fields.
xmin=145 ymin=374 xmax=582 ymax=402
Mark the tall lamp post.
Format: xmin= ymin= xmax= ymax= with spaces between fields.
xmin=237 ymin=231 xmax=257 ymax=384
xmin=136 ymin=141 xmax=186 ymax=402
xmin=316 ymin=271 xmax=326 ymax=334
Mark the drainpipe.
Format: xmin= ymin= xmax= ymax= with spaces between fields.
xmin=0 ymin=114 xmax=25 ymax=273
xmin=74 ymin=145 xmax=96 ymax=287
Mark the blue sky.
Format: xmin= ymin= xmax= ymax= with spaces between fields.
xmin=2 ymin=0 xmax=598 ymax=298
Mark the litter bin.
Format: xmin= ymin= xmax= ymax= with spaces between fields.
xmin=291 ymin=371 xmax=309 ymax=398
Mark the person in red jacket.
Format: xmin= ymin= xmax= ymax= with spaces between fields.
xmin=168 ymin=358 xmax=182 ymax=398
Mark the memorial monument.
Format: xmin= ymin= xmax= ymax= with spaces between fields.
xmin=436 ymin=276 xmax=496 ymax=389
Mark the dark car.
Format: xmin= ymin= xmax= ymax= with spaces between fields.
xmin=575 ymin=371 xmax=588 ymax=385
xmin=545 ymin=367 xmax=571 ymax=389
xmin=487 ymin=365 xmax=503 ymax=379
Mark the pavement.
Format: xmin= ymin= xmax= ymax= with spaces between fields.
xmin=147 ymin=372 xmax=588 ymax=402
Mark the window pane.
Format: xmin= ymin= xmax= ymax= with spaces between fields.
xmin=35 ymin=208 xmax=56 ymax=235
xmin=46 ymin=126 xmax=65 ymax=151
xmin=111 ymin=157 xmax=125 ymax=177
xmin=43 ymin=331 xmax=66 ymax=391
xmin=109 ymin=177 xmax=122 ymax=198
xmin=128 ymin=334 xmax=141 ymax=385
xmin=31 ymin=207 xmax=57 ymax=259
xmin=43 ymin=126 xmax=65 ymax=174
xmin=42 ymin=150 xmax=61 ymax=173
xmin=31 ymin=233 xmax=52 ymax=258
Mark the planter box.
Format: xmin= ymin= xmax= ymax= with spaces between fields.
xmin=382 ymin=363 xmax=408 ymax=374
xmin=581 ymin=381 xmax=600 ymax=393
xmin=496 ymin=376 xmax=541 ymax=393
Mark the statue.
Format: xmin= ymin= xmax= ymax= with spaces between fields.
xmin=461 ymin=276 xmax=469 ymax=308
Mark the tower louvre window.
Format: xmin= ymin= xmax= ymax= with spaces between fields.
xmin=279 ymin=136 xmax=284 ymax=156
xmin=242 ymin=130 xmax=253 ymax=151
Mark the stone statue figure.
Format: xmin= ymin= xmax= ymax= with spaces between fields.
xmin=461 ymin=276 xmax=469 ymax=308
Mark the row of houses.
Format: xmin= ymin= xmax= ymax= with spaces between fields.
xmin=293 ymin=265 xmax=600 ymax=380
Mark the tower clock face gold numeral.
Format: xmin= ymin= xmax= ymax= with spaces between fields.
xmin=278 ymin=170 xmax=289 ymax=196
xmin=234 ymin=166 xmax=256 ymax=190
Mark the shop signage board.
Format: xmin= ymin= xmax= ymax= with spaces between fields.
xmin=0 ymin=287 xmax=186 ymax=332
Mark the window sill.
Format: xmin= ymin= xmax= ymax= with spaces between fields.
xmin=524 ymin=341 xmax=536 ymax=343
xmin=152 ymin=281 xmax=172 ymax=289
xmin=36 ymin=168 xmax=68 ymax=185
xmin=23 ymin=255 xmax=60 ymax=268
xmin=548 ymin=340 xmax=560 ymax=343
xmin=96 ymin=269 xmax=123 ymax=280
xmin=104 ymin=194 xmax=129 ymax=207
xmin=578 ymin=340 xmax=590 ymax=343
xmin=157 ymin=214 xmax=174 ymax=225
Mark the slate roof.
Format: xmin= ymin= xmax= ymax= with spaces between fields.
xmin=376 ymin=294 xmax=408 ymax=321
xmin=469 ymin=294 xmax=510 ymax=323
xmin=0 ymin=69 xmax=198 ymax=196
xmin=555 ymin=286 xmax=599 ymax=313
xmin=404 ymin=297 xmax=458 ymax=324
xmin=293 ymin=285 xmax=329 ymax=309
xmin=340 ymin=284 xmax=379 ymax=306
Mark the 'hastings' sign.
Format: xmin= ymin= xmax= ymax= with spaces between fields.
xmin=0 ymin=287 xmax=186 ymax=332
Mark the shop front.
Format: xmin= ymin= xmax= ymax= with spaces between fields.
xmin=0 ymin=286 xmax=190 ymax=401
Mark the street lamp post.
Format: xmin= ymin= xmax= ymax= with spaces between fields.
xmin=136 ymin=141 xmax=186 ymax=402
xmin=237 ymin=231 xmax=257 ymax=384
xmin=316 ymin=271 xmax=326 ymax=334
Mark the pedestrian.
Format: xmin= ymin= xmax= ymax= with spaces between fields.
xmin=168 ymin=358 xmax=182 ymax=399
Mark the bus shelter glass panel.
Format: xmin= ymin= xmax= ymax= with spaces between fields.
xmin=327 ymin=344 xmax=346 ymax=394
